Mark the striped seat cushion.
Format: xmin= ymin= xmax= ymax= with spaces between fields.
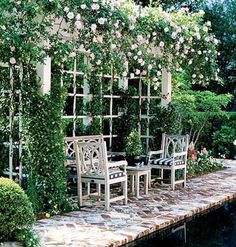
xmin=150 ymin=158 xmax=184 ymax=166
xmin=109 ymin=171 xmax=125 ymax=179
xmin=82 ymin=171 xmax=125 ymax=181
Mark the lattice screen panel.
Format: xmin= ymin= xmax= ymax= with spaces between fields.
xmin=62 ymin=53 xmax=161 ymax=153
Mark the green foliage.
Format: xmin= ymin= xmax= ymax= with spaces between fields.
xmin=23 ymin=73 xmax=70 ymax=215
xmin=86 ymin=118 xmax=102 ymax=135
xmin=150 ymin=104 xmax=182 ymax=148
xmin=212 ymin=121 xmax=236 ymax=159
xmin=187 ymin=152 xmax=223 ymax=176
xmin=204 ymin=0 xmax=236 ymax=96
xmin=137 ymin=0 xmax=204 ymax=10
xmin=0 ymin=0 xmax=223 ymax=218
xmin=125 ymin=129 xmax=142 ymax=156
xmin=15 ymin=229 xmax=40 ymax=247
xmin=0 ymin=177 xmax=35 ymax=242
xmin=113 ymin=87 xmax=140 ymax=151
xmin=173 ymin=89 xmax=232 ymax=146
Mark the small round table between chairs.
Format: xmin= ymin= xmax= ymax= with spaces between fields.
xmin=126 ymin=165 xmax=151 ymax=198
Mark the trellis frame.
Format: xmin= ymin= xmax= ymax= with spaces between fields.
xmin=1 ymin=49 xmax=172 ymax=179
xmin=61 ymin=51 xmax=171 ymax=152
xmin=0 ymin=63 xmax=23 ymax=182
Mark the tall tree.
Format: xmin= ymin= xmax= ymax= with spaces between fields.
xmin=203 ymin=0 xmax=236 ymax=103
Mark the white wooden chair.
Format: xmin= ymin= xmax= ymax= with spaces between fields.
xmin=64 ymin=135 xmax=104 ymax=196
xmin=147 ymin=134 xmax=189 ymax=190
xmin=74 ymin=136 xmax=127 ymax=210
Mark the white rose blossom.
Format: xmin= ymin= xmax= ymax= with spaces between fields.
xmin=64 ymin=7 xmax=69 ymax=13
xmin=75 ymin=21 xmax=83 ymax=30
xmin=67 ymin=12 xmax=74 ymax=19
xmin=98 ymin=18 xmax=105 ymax=25
xmin=10 ymin=57 xmax=16 ymax=64
xmin=159 ymin=41 xmax=165 ymax=47
xmin=91 ymin=4 xmax=99 ymax=10
xmin=91 ymin=24 xmax=97 ymax=32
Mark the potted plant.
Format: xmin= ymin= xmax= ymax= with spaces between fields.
xmin=124 ymin=129 xmax=142 ymax=166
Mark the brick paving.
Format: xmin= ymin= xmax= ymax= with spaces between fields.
xmin=35 ymin=159 xmax=236 ymax=247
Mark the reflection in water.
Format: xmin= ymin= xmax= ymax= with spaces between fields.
xmin=132 ymin=201 xmax=236 ymax=247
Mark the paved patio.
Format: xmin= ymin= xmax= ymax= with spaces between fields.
xmin=35 ymin=159 xmax=236 ymax=247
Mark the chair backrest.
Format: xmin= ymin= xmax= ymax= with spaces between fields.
xmin=75 ymin=139 xmax=109 ymax=178
xmin=162 ymin=133 xmax=189 ymax=158
xmin=64 ymin=135 xmax=103 ymax=166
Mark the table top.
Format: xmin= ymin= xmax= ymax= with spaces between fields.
xmin=126 ymin=165 xmax=151 ymax=171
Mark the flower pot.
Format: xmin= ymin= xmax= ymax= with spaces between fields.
xmin=126 ymin=155 xmax=141 ymax=166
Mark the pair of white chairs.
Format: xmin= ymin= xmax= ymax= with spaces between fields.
xmin=65 ymin=135 xmax=127 ymax=211
xmin=65 ymin=133 xmax=189 ymax=210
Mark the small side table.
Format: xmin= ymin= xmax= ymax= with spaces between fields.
xmin=126 ymin=166 xmax=151 ymax=197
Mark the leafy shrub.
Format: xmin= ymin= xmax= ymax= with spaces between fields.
xmin=150 ymin=104 xmax=182 ymax=148
xmin=0 ymin=177 xmax=35 ymax=241
xmin=125 ymin=129 xmax=142 ymax=156
xmin=187 ymin=152 xmax=223 ymax=176
xmin=212 ymin=121 xmax=236 ymax=159
xmin=15 ymin=229 xmax=40 ymax=247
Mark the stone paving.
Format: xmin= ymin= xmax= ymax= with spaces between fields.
xmin=35 ymin=159 xmax=236 ymax=247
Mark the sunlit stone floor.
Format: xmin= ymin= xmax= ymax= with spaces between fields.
xmin=35 ymin=159 xmax=236 ymax=247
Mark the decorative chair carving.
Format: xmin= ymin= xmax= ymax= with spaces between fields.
xmin=75 ymin=138 xmax=127 ymax=210
xmin=65 ymin=135 xmax=103 ymax=167
xmin=64 ymin=135 xmax=104 ymax=198
xmin=147 ymin=133 xmax=189 ymax=190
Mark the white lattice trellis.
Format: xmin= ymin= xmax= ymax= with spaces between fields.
xmin=61 ymin=51 xmax=169 ymax=152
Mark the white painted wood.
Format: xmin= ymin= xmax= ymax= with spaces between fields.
xmin=148 ymin=134 xmax=189 ymax=190
xmin=67 ymin=135 xmax=127 ymax=210
xmin=62 ymin=51 xmax=162 ymax=153
xmin=83 ymin=56 xmax=90 ymax=126
xmin=126 ymin=166 xmax=151 ymax=197
xmin=72 ymin=58 xmax=77 ymax=137
xmin=161 ymin=68 xmax=172 ymax=107
xmin=119 ymin=77 xmax=128 ymax=90
xmin=9 ymin=68 xmax=13 ymax=179
xmin=36 ymin=56 xmax=51 ymax=95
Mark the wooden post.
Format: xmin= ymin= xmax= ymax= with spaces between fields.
xmin=161 ymin=68 xmax=172 ymax=107
xmin=83 ymin=55 xmax=90 ymax=126
xmin=36 ymin=56 xmax=51 ymax=95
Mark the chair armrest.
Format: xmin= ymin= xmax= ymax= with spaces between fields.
xmin=108 ymin=160 xmax=127 ymax=171
xmin=148 ymin=150 xmax=164 ymax=156
xmin=107 ymin=151 xmax=126 ymax=157
xmin=173 ymin=151 xmax=187 ymax=158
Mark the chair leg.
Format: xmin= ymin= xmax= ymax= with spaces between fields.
xmin=148 ymin=170 xmax=151 ymax=188
xmin=171 ymin=167 xmax=175 ymax=190
xmin=183 ymin=167 xmax=187 ymax=188
xmin=77 ymin=178 xmax=83 ymax=207
xmin=96 ymin=184 xmax=101 ymax=201
xmin=160 ymin=169 xmax=164 ymax=185
xmin=105 ymin=183 xmax=110 ymax=211
xmin=87 ymin=182 xmax=90 ymax=196
xmin=123 ymin=179 xmax=127 ymax=205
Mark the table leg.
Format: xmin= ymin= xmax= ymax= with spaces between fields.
xmin=130 ymin=175 xmax=134 ymax=194
xmin=144 ymin=173 xmax=148 ymax=195
xmin=135 ymin=174 xmax=140 ymax=197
